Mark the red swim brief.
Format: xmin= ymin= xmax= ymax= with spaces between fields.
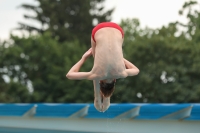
xmin=91 ymin=22 xmax=124 ymax=42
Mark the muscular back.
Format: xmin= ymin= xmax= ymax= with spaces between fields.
xmin=91 ymin=27 xmax=127 ymax=79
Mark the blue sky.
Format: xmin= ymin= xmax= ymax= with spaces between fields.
xmin=0 ymin=0 xmax=198 ymax=40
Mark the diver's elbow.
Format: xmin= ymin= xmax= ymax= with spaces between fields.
xmin=66 ymin=73 xmax=72 ymax=79
xmin=135 ymin=69 xmax=140 ymax=75
xmin=131 ymin=69 xmax=140 ymax=76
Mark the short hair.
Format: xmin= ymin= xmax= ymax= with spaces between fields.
xmin=99 ymin=80 xmax=116 ymax=97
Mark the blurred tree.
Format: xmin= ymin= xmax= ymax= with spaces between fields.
xmin=0 ymin=41 xmax=30 ymax=102
xmin=17 ymin=0 xmax=114 ymax=44
xmin=1 ymin=33 xmax=95 ymax=103
xmin=178 ymin=0 xmax=199 ymax=40
xmin=1 ymin=0 xmax=200 ymax=103
xmin=111 ymin=6 xmax=200 ymax=103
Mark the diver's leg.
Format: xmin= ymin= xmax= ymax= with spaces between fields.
xmin=93 ymin=80 xmax=103 ymax=112
xmin=102 ymin=96 xmax=110 ymax=112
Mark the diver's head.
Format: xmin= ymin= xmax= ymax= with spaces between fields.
xmin=99 ymin=79 xmax=116 ymax=97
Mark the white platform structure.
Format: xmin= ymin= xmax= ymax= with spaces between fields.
xmin=0 ymin=103 xmax=200 ymax=133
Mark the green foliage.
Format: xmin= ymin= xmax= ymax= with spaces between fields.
xmin=1 ymin=0 xmax=200 ymax=103
xmin=0 ymin=33 xmax=95 ymax=103
xmin=112 ymin=15 xmax=200 ymax=103
xmin=17 ymin=0 xmax=114 ymax=44
xmin=0 ymin=41 xmax=30 ymax=102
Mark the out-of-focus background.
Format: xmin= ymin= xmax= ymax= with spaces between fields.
xmin=0 ymin=0 xmax=200 ymax=103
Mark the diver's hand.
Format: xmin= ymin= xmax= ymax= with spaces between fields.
xmin=82 ymin=48 xmax=92 ymax=60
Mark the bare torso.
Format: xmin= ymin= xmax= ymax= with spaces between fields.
xmin=91 ymin=27 xmax=127 ymax=80
xmin=66 ymin=24 xmax=139 ymax=112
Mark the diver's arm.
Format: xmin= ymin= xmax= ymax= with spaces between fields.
xmin=123 ymin=58 xmax=140 ymax=76
xmin=66 ymin=48 xmax=95 ymax=80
